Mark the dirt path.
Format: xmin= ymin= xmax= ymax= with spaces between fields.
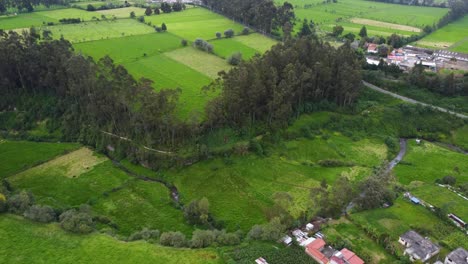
xmin=362 ymin=81 xmax=468 ymax=119
xmin=100 ymin=131 xmax=174 ymax=155
xmin=386 ymin=138 xmax=407 ymax=173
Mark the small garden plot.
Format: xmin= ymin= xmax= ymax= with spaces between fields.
xmin=10 ymin=154 xmax=129 ymax=208
xmin=145 ymin=7 xmax=244 ymax=40
xmin=74 ymin=32 xmax=182 ymax=64
xmin=165 ymin=47 xmax=231 ymax=79
xmin=93 ymin=180 xmax=192 ymax=236
xmin=124 ymin=54 xmax=216 ymax=119
xmin=0 ymin=215 xmax=221 ymax=264
xmin=0 ymin=140 xmax=79 ymax=179
xmin=45 ymin=19 xmax=154 ymax=43
xmin=394 ymin=141 xmax=468 ymax=185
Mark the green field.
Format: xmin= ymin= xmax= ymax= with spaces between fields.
xmin=45 ymin=19 xmax=154 ymax=43
xmin=210 ymin=33 xmax=277 ymax=59
xmin=0 ymin=214 xmax=221 ymax=264
xmin=145 ymin=7 xmax=244 ymax=40
xmin=167 ymin=133 xmax=386 ymax=231
xmin=415 ymin=15 xmax=468 ymax=52
xmin=74 ymin=33 xmax=183 ymax=63
xmin=0 ymin=140 xmax=79 ymax=179
xmin=282 ymin=0 xmax=448 ymax=37
xmin=394 ymin=140 xmax=468 ymax=185
xmin=165 ymin=47 xmax=232 ymax=79
xmin=93 ymin=180 xmax=192 ymax=236
xmin=323 ymin=219 xmax=398 ymax=264
xmin=96 ymin=7 xmax=147 ymax=18
xmin=450 ymin=125 xmax=468 ymax=150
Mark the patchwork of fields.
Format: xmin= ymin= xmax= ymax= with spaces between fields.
xmin=415 ymin=14 xmax=468 ymax=52
xmin=0 ymin=6 xmax=277 ymax=119
xmin=278 ymin=0 xmax=448 ymax=37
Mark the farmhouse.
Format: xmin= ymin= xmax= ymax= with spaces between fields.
xmin=445 ymin=248 xmax=468 ymax=264
xmin=306 ymin=239 xmax=331 ymax=264
xmin=305 ymin=238 xmax=365 ymax=264
xmin=255 ymin=257 xmax=269 ymax=264
xmin=331 ymin=248 xmax=365 ymax=264
xmin=367 ymin=43 xmax=378 ymax=54
xmin=399 ymin=230 xmax=440 ymax=262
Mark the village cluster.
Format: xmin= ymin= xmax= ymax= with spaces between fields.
xmin=364 ymin=44 xmax=468 ymax=72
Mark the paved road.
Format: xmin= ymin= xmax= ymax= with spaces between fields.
xmin=362 ymin=81 xmax=468 ymax=119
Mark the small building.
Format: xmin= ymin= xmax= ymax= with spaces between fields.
xmin=340 ymin=248 xmax=365 ymax=264
xmin=281 ymin=235 xmax=292 ymax=246
xmin=448 ymin=213 xmax=467 ymax=228
xmin=399 ymin=230 xmax=440 ymax=262
xmin=415 ymin=139 xmax=421 ymax=144
xmin=445 ymin=248 xmax=468 ymax=264
xmin=305 ymin=238 xmax=330 ymax=264
xmin=410 ymin=197 xmax=420 ymax=204
xmin=306 ymin=223 xmax=315 ymax=231
xmin=255 ymin=257 xmax=269 ymax=264
xmin=367 ymin=43 xmax=378 ymax=54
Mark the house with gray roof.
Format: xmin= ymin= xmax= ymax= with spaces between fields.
xmin=398 ymin=230 xmax=440 ymax=262
xmin=445 ymin=248 xmax=468 ymax=264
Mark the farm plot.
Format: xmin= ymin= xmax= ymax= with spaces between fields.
xmin=415 ymin=15 xmax=468 ymax=52
xmin=0 ymin=140 xmax=79 ymax=179
xmin=96 ymin=7 xmax=147 ymax=18
xmin=394 ymin=141 xmax=468 ymax=185
xmin=9 ymin=148 xmax=129 ymax=208
xmin=124 ymin=54 xmax=216 ymax=119
xmin=44 ymin=19 xmax=154 ymax=43
xmin=0 ymin=215 xmax=221 ymax=264
xmin=34 ymin=8 xmax=96 ymax=21
xmin=165 ymin=47 xmax=231 ymax=79
xmin=288 ymin=0 xmax=447 ymax=36
xmin=74 ymin=32 xmax=183 ymax=63
xmin=93 ymin=180 xmax=193 ymax=236
xmin=210 ymin=33 xmax=277 ymax=59
xmin=0 ymin=12 xmax=56 ymax=30
xmin=145 ymin=7 xmax=244 ymax=40
xmin=166 ymin=135 xmax=385 ymax=231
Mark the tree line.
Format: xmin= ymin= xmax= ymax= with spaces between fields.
xmin=200 ymin=0 xmax=295 ymax=35
xmin=205 ymin=37 xmax=362 ymax=129
xmin=0 ymin=0 xmax=70 ymax=13
xmin=0 ymin=31 xmax=194 ymax=164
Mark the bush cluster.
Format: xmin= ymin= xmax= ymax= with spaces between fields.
xmin=193 ymin=38 xmax=213 ymax=53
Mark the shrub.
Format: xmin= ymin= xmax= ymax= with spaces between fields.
xmin=216 ymin=32 xmax=222 ymax=39
xmin=59 ymin=207 xmax=94 ymax=234
xmin=128 ymin=228 xmax=160 ymax=242
xmin=181 ymin=39 xmax=188 ymax=46
xmin=160 ymin=231 xmax=187 ymax=247
xmin=227 ymin=52 xmax=242 ymax=66
xmin=193 ymin=38 xmax=213 ymax=53
xmin=183 ymin=197 xmax=210 ymax=225
xmin=0 ymin=193 xmax=6 ymax=213
xmin=249 ymin=139 xmax=263 ymax=156
xmin=224 ymin=29 xmax=234 ymax=38
xmin=137 ymin=16 xmax=145 ymax=23
xmin=7 ymin=191 xmax=34 ymax=214
xmin=23 ymin=205 xmax=56 ymax=223
xmin=87 ymin=4 xmax=95 ymax=11
xmin=190 ymin=229 xmax=216 ymax=248
xmin=441 ymin=175 xmax=456 ymax=185
xmin=59 ymin=18 xmax=81 ymax=24
xmin=161 ymin=23 xmax=167 ymax=31
xmin=130 ymin=11 xmax=136 ymax=18
xmin=155 ymin=26 xmax=162 ymax=32
xmin=318 ymin=159 xmax=355 ymax=167
xmin=242 ymin=27 xmax=250 ymax=35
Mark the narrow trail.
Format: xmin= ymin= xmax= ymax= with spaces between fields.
xmin=362 ymin=81 xmax=468 ymax=119
xmin=100 ymin=131 xmax=175 ymax=155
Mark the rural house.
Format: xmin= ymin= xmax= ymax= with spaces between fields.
xmin=306 ymin=238 xmax=330 ymax=264
xmin=445 ymin=248 xmax=468 ymax=264
xmin=330 ymin=248 xmax=365 ymax=264
xmin=398 ymin=230 xmax=440 ymax=262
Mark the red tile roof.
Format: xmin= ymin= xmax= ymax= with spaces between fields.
xmin=305 ymin=239 xmax=329 ymax=264
xmin=341 ymin=248 xmax=365 ymax=264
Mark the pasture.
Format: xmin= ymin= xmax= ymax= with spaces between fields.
xmin=9 ymin=149 xmax=129 ymax=208
xmin=44 ymin=19 xmax=154 ymax=43
xmin=211 ymin=33 xmax=277 ymax=59
xmin=167 ymin=134 xmax=386 ymax=231
xmin=284 ymin=0 xmax=448 ymax=37
xmin=0 ymin=140 xmax=79 ymax=179
xmin=394 ymin=140 xmax=468 ymax=185
xmin=415 ymin=15 xmax=468 ymax=52
xmin=145 ymin=7 xmax=244 ymax=40
xmin=0 ymin=215 xmax=221 ymax=264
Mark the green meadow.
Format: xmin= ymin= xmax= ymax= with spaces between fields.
xmin=415 ymin=14 xmax=468 ymax=52
xmin=210 ymin=33 xmax=277 ymax=59
xmin=0 ymin=140 xmax=79 ymax=179
xmin=282 ymin=0 xmax=448 ymax=37
xmin=45 ymin=19 xmax=154 ymax=43
xmin=0 ymin=215 xmax=221 ymax=264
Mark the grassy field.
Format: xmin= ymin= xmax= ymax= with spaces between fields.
xmin=450 ymin=125 xmax=468 ymax=150
xmin=210 ymin=33 xmax=277 ymax=59
xmin=415 ymin=15 xmax=468 ymax=52
xmin=0 ymin=12 xmax=56 ymax=30
xmin=0 ymin=140 xmax=79 ymax=179
xmin=44 ymin=19 xmax=154 ymax=43
xmin=145 ymin=7 xmax=244 ymax=40
xmin=9 ymin=148 xmax=129 ymax=208
xmin=165 ymin=47 xmax=231 ymax=79
xmin=282 ymin=0 xmax=448 ymax=37
xmin=96 ymin=7 xmax=147 ymax=18
xmin=394 ymin=140 xmax=468 ymax=185
xmin=74 ymin=32 xmax=183 ymax=63
xmin=323 ymin=219 xmax=398 ymax=264
xmin=0 ymin=214 xmax=221 ymax=264
xmin=93 ymin=180 xmax=193 ymax=236
xmin=124 ymin=53 xmax=215 ymax=118
xmin=166 ymin=133 xmax=386 ymax=231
